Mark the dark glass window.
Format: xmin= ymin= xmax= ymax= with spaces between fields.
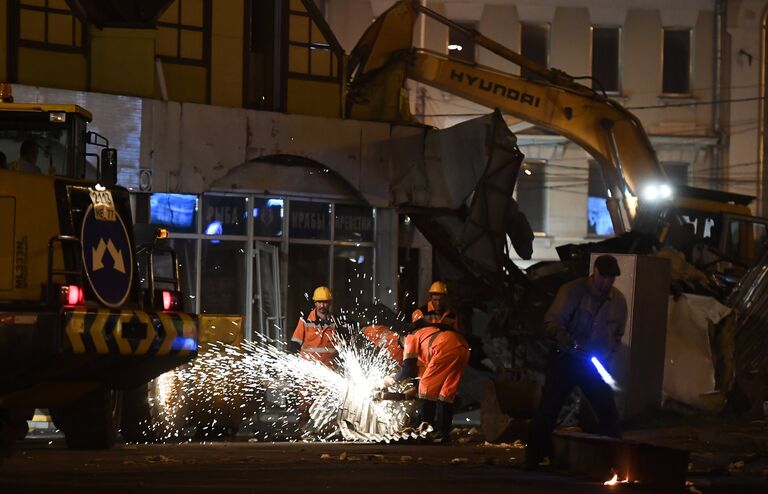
xmin=289 ymin=201 xmax=331 ymax=239
xmin=448 ymin=23 xmax=476 ymax=64
xmin=334 ymin=205 xmax=374 ymax=242
xmin=287 ymin=243 xmax=329 ymax=324
xmin=201 ymin=240 xmax=248 ymax=315
xmin=663 ymin=29 xmax=691 ymax=94
xmin=203 ymin=195 xmax=248 ymax=236
xmin=516 ymin=161 xmax=546 ymax=233
xmin=333 ymin=245 xmax=374 ymax=310
xmin=253 ymin=197 xmax=284 ymax=237
xmin=592 ymin=27 xmax=620 ymax=93
xmin=521 ymin=23 xmax=549 ymax=80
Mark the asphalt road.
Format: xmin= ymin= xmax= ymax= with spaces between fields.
xmin=3 ymin=435 xmax=768 ymax=493
xmin=1 ymin=437 xmax=665 ymax=494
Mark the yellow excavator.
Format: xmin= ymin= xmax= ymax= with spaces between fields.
xmin=346 ymin=0 xmax=768 ymax=268
xmin=0 ymin=84 xmax=198 ymax=453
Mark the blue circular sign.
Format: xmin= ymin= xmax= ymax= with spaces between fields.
xmin=81 ymin=204 xmax=133 ymax=307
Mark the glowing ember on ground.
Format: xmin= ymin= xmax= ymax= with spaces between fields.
xmin=145 ymin=331 xmax=419 ymax=443
xmin=603 ymin=474 xmax=629 ymax=486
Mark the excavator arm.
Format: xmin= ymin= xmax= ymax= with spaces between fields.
xmin=346 ymin=0 xmax=669 ymax=234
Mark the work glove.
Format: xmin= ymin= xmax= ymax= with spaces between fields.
xmin=554 ymin=328 xmax=576 ymax=352
xmin=381 ymin=375 xmax=396 ymax=388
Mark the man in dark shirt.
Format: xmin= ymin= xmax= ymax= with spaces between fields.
xmin=526 ymin=254 xmax=628 ymax=469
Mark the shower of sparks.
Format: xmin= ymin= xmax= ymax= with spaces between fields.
xmin=140 ymin=326 xmax=424 ymax=443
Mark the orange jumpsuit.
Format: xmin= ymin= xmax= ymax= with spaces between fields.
xmin=291 ymin=309 xmax=339 ymax=367
xmin=411 ymin=301 xmax=459 ymax=331
xmin=404 ymin=326 xmax=470 ymax=403
xmin=362 ymin=324 xmax=403 ymax=364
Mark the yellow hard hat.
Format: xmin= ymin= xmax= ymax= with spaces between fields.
xmin=312 ymin=286 xmax=333 ymax=302
xmin=428 ymin=281 xmax=448 ymax=295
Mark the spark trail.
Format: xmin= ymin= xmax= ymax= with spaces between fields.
xmin=144 ymin=331 xmax=422 ymax=443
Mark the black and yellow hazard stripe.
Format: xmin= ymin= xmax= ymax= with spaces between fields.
xmin=63 ymin=309 xmax=197 ymax=357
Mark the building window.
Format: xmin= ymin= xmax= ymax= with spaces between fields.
xmin=591 ymin=26 xmax=620 ymax=94
xmin=157 ymin=0 xmax=211 ymax=65
xmin=662 ymin=162 xmax=689 ymax=185
xmin=246 ymin=0 xmax=278 ymax=110
xmin=587 ymin=161 xmax=614 ymax=236
xmin=448 ymin=23 xmax=476 ymax=64
xmin=516 ymin=161 xmax=546 ymax=234
xmin=15 ymin=0 xmax=85 ymax=52
xmin=662 ymin=28 xmax=691 ymax=95
xmin=520 ymin=23 xmax=549 ymax=80
xmin=287 ymin=0 xmax=340 ymax=80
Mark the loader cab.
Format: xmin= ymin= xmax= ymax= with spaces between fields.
xmin=0 ymin=95 xmax=117 ymax=184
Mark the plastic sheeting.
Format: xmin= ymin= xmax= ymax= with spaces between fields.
xmin=663 ymin=294 xmax=731 ymax=410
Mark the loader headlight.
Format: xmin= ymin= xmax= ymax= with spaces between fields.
xmin=642 ymin=183 xmax=672 ymax=202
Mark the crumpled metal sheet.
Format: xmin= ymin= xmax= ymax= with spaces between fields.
xmin=727 ymin=259 xmax=768 ymax=377
xmin=663 ymin=294 xmax=731 ymax=410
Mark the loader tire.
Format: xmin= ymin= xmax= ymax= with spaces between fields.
xmin=0 ymin=410 xmax=17 ymax=462
xmin=51 ymin=387 xmax=120 ymax=450
xmin=120 ymin=383 xmax=158 ymax=443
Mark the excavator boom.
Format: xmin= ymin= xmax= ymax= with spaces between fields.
xmin=347 ymin=0 xmax=668 ymax=234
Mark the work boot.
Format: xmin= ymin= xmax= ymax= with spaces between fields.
xmin=435 ymin=401 xmax=453 ymax=438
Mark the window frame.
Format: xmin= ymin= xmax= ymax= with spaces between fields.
xmin=448 ymin=22 xmax=477 ymax=64
xmin=590 ymin=25 xmax=622 ymax=95
xmin=520 ymin=22 xmax=550 ymax=80
xmin=155 ymin=0 xmax=212 ymax=67
xmin=661 ymin=27 xmax=693 ymax=96
xmin=284 ymin=0 xmax=343 ymax=83
xmin=12 ymin=0 xmax=87 ymax=54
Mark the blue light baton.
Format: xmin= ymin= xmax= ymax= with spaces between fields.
xmin=590 ymin=357 xmax=620 ymax=391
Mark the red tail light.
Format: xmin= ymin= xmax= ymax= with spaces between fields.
xmin=154 ymin=289 xmax=182 ymax=311
xmin=64 ymin=285 xmax=84 ymax=305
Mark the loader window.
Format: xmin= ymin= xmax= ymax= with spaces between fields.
xmin=679 ymin=210 xmax=720 ymax=246
xmin=0 ymin=127 xmax=70 ymax=176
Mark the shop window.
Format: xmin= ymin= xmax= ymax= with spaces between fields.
xmin=157 ymin=0 xmax=210 ymax=64
xmin=662 ymin=29 xmax=691 ymax=95
xmin=289 ymin=200 xmax=331 ymax=240
xmin=591 ymin=26 xmax=620 ymax=94
xmin=521 ymin=23 xmax=549 ymax=80
xmin=253 ymin=197 xmax=284 ymax=237
xmin=662 ymin=162 xmax=689 ymax=185
xmin=146 ymin=193 xmax=199 ymax=234
xmin=333 ymin=245 xmax=374 ymax=310
xmin=201 ymin=240 xmax=248 ymax=315
xmin=334 ymin=204 xmax=374 ymax=242
xmin=203 ymin=194 xmax=248 ymax=236
xmin=287 ymin=0 xmax=340 ymax=79
xmin=16 ymin=0 xmax=85 ymax=52
xmin=448 ymin=23 xmax=476 ymax=64
xmin=516 ymin=161 xmax=546 ymax=234
xmin=587 ymin=161 xmax=614 ymax=236
xmin=286 ymin=243 xmax=330 ymax=327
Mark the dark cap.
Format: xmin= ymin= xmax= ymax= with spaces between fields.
xmin=594 ymin=254 xmax=621 ymax=277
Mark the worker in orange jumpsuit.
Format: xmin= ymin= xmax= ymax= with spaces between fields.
xmin=362 ymin=324 xmax=404 ymax=364
xmin=289 ymin=286 xmax=340 ymax=368
xmin=411 ymin=281 xmax=459 ymax=331
xmin=384 ymin=321 xmax=470 ymax=443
